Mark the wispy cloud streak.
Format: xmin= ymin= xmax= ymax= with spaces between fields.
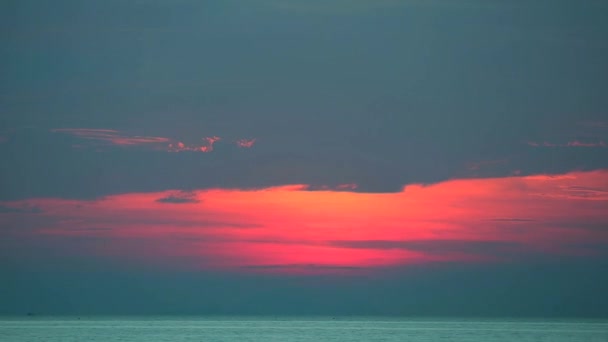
xmin=527 ymin=140 xmax=607 ymax=148
xmin=52 ymin=128 xmax=254 ymax=153
xmin=51 ymin=128 xmax=170 ymax=146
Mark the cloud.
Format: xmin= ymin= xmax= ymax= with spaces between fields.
xmin=156 ymin=191 xmax=200 ymax=204
xmin=527 ymin=119 xmax=608 ymax=148
xmin=526 ymin=119 xmax=608 ymax=149
xmin=2 ymin=169 xmax=607 ymax=273
xmin=239 ymin=264 xmax=366 ymax=275
xmin=240 ymin=264 xmax=363 ymax=270
xmin=527 ymin=140 xmax=607 ymax=148
xmin=566 ymin=141 xmax=607 ymax=147
xmin=0 ymin=204 xmax=42 ymax=214
xmin=485 ymin=218 xmax=536 ymax=222
xmin=51 ymin=128 xmax=170 ymax=146
xmin=236 ymin=138 xmax=256 ymax=148
xmin=559 ymin=186 xmax=608 ymax=200
xmin=305 ymin=183 xmax=359 ymax=191
xmin=330 ymin=239 xmax=528 ymax=260
xmin=52 ymin=128 xmax=255 ymax=153
xmin=168 ymin=137 xmax=221 ymax=153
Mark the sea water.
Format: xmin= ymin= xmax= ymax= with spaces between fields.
xmin=1 ymin=317 xmax=607 ymax=341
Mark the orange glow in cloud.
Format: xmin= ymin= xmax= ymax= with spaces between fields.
xmin=168 ymin=136 xmax=221 ymax=153
xmin=2 ymin=170 xmax=608 ymax=273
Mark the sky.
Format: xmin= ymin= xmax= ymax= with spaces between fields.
xmin=1 ymin=0 xmax=608 ymax=317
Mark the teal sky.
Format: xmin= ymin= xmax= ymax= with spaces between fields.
xmin=1 ymin=0 xmax=607 ymax=316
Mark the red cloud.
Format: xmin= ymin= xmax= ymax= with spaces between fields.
xmin=4 ymin=170 xmax=608 ymax=273
xmin=236 ymin=138 xmax=256 ymax=148
xmin=168 ymin=136 xmax=221 ymax=153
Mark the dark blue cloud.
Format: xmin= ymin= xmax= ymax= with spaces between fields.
xmin=156 ymin=191 xmax=200 ymax=204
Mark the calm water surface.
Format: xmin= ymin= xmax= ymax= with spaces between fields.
xmin=1 ymin=317 xmax=607 ymax=342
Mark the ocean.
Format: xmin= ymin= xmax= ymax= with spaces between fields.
xmin=1 ymin=317 xmax=607 ymax=341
